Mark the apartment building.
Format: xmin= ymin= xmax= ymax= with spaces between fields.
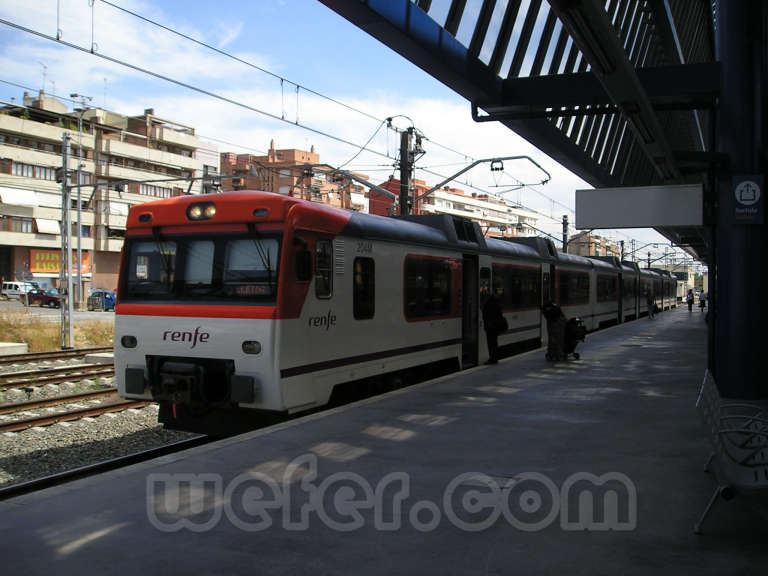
xmin=370 ymin=177 xmax=539 ymax=237
xmin=220 ymin=141 xmax=369 ymax=212
xmin=566 ymin=231 xmax=622 ymax=258
xmin=0 ymin=91 xmax=218 ymax=293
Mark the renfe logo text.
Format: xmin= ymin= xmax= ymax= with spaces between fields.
xmin=163 ymin=327 xmax=210 ymax=349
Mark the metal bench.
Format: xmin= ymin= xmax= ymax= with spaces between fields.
xmin=694 ymin=370 xmax=768 ymax=533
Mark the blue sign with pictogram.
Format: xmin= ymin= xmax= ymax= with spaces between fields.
xmin=732 ymin=175 xmax=764 ymax=224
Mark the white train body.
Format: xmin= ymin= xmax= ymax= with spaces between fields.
xmin=115 ymin=191 xmax=677 ymax=433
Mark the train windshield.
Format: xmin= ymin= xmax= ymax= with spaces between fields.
xmin=121 ymin=233 xmax=281 ymax=304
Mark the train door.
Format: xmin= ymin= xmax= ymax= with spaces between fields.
xmin=541 ymin=263 xmax=554 ymax=342
xmin=542 ymin=264 xmax=555 ymax=304
xmin=462 ymin=255 xmax=479 ymax=368
xmin=618 ymin=272 xmax=624 ymax=323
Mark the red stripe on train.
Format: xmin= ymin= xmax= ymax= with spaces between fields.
xmin=116 ymin=303 xmax=277 ymax=319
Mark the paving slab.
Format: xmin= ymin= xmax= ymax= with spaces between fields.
xmin=0 ymin=342 xmax=28 ymax=355
xmin=1 ymin=308 xmax=766 ymax=575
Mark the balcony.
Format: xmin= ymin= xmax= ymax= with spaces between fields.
xmin=151 ymin=125 xmax=200 ymax=149
xmin=95 ymin=226 xmax=125 ymax=252
xmin=100 ymin=139 xmax=198 ymax=170
xmin=95 ymin=162 xmax=176 ymax=182
xmin=0 ymin=144 xmax=95 ymax=174
xmin=0 ymin=115 xmax=95 ymax=148
xmin=0 ymin=229 xmax=94 ymax=251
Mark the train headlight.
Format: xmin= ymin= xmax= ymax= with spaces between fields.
xmin=121 ymin=335 xmax=138 ymax=348
xmin=187 ymin=202 xmax=216 ymax=220
xmin=242 ymin=341 xmax=262 ymax=355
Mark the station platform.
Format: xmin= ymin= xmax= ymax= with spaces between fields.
xmin=2 ymin=308 xmax=766 ymax=575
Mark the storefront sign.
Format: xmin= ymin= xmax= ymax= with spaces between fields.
xmin=29 ymin=249 xmax=91 ymax=275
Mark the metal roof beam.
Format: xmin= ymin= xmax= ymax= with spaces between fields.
xmin=477 ymin=62 xmax=720 ymax=117
xmin=549 ymin=0 xmax=682 ymax=182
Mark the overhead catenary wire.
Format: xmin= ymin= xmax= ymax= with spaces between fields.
xmin=11 ymin=1 xmax=572 ymax=216
xmin=0 ymin=18 xmax=397 ymax=165
xmin=0 ymin=11 xmax=675 ymax=256
xmin=96 ymin=0 xmax=384 ymax=125
xmin=18 ymin=0 xmax=615 ymax=235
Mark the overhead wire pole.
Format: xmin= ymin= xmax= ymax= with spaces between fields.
xmin=399 ymin=128 xmax=413 ymax=215
xmin=59 ymin=134 xmax=74 ymax=349
xmin=562 ymin=215 xmax=570 ymax=253
xmin=70 ymin=93 xmax=92 ymax=310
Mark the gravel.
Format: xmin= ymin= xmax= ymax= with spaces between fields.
xmin=1 ymin=377 xmax=116 ymax=406
xmin=0 ymin=358 xmax=100 ymax=376
xmin=0 ymin=404 xmax=198 ymax=486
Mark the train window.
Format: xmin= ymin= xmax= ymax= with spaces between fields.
xmin=623 ymin=277 xmax=637 ymax=302
xmin=353 ymin=258 xmax=375 ymax=320
xmin=122 ymin=234 xmax=282 ymax=303
xmin=597 ymin=275 xmax=618 ymax=302
xmin=557 ymin=270 xmax=590 ymax=305
xmin=492 ymin=265 xmax=541 ymax=310
xmin=126 ymin=240 xmax=177 ymax=296
xmin=315 ymin=239 xmax=333 ymax=298
xmin=404 ymin=257 xmax=451 ymax=318
xmin=224 ymin=238 xmax=277 ymax=278
xmin=184 ymin=241 xmax=215 ymax=286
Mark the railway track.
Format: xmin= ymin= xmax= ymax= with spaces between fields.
xmin=0 ymin=364 xmax=115 ymax=391
xmin=0 ymin=346 xmax=112 ymax=367
xmin=0 ymin=388 xmax=119 ymax=415
xmin=0 ymin=397 xmax=151 ymax=433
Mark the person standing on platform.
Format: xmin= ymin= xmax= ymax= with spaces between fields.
xmin=482 ymin=286 xmax=506 ymax=364
xmin=699 ymin=289 xmax=707 ymax=311
xmin=646 ymin=289 xmax=655 ymax=319
xmin=686 ymin=289 xmax=695 ymax=312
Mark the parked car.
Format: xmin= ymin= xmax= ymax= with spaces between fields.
xmin=87 ymin=290 xmax=116 ymax=311
xmin=1 ymin=281 xmax=40 ymax=301
xmin=27 ymin=289 xmax=61 ymax=308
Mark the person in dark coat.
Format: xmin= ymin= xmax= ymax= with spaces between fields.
xmin=543 ymin=301 xmax=567 ymax=361
xmin=482 ymin=287 xmax=505 ymax=364
xmin=645 ymin=289 xmax=655 ymax=319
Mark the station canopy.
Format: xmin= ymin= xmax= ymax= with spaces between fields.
xmin=320 ymin=0 xmax=717 ymax=261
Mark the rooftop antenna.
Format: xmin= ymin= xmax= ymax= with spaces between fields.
xmin=38 ymin=62 xmax=47 ymax=92
xmin=103 ymin=77 xmax=108 ymax=108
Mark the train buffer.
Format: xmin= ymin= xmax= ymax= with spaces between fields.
xmin=695 ymin=370 xmax=768 ymax=534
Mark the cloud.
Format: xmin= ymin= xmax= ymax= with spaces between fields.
xmin=0 ymin=0 xmax=678 ymax=249
xmin=215 ymin=21 xmax=243 ymax=49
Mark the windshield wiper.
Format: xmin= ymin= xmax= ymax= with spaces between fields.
xmin=152 ymin=229 xmax=174 ymax=288
xmin=247 ymin=223 xmax=274 ymax=293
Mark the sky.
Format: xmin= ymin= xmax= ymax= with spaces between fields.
xmin=0 ymin=0 xmax=691 ymax=266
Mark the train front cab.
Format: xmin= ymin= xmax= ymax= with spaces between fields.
xmin=114 ymin=194 xmax=322 ymax=434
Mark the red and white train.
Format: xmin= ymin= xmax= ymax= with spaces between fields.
xmin=115 ymin=191 xmax=678 ymax=434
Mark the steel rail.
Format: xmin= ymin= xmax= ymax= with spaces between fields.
xmin=0 ymin=388 xmax=118 ymax=415
xmin=0 ymin=347 xmax=112 ymax=366
xmin=0 ymin=366 xmax=116 ymax=391
xmin=0 ymin=399 xmax=151 ymax=433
